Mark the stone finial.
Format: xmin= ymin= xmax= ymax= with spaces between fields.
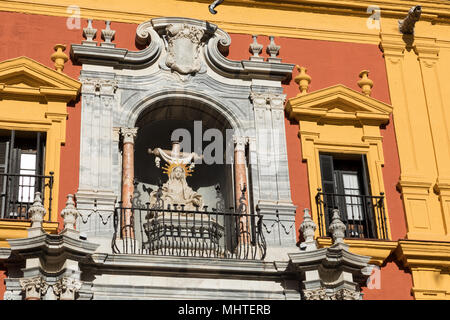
xmin=50 ymin=44 xmax=68 ymax=73
xmin=266 ymin=36 xmax=281 ymax=63
xmin=249 ymin=35 xmax=264 ymax=62
xmin=101 ymin=21 xmax=116 ymax=48
xmin=28 ymin=192 xmax=46 ymax=229
xmin=328 ymin=209 xmax=346 ymax=245
xmin=82 ymin=19 xmax=97 ymax=46
xmin=299 ymin=208 xmax=317 ymax=251
xmin=294 ymin=65 xmax=311 ymax=96
xmin=357 ymin=70 xmax=374 ymax=96
xmin=60 ymin=194 xmax=79 ymax=231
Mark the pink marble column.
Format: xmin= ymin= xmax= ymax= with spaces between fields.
xmin=234 ymin=136 xmax=249 ymax=244
xmin=120 ymin=127 xmax=137 ymax=239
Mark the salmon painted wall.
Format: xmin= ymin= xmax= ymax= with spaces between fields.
xmin=0 ymin=12 xmax=138 ymax=229
xmin=0 ymin=12 xmax=412 ymax=299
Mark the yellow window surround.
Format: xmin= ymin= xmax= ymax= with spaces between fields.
xmin=286 ymin=83 xmax=395 ymax=264
xmin=0 ymin=56 xmax=81 ymax=246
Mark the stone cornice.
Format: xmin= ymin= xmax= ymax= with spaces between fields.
xmin=396 ymin=240 xmax=450 ymax=268
xmin=317 ymin=237 xmax=398 ymax=266
xmin=87 ymin=253 xmax=292 ymax=279
xmin=7 ymin=233 xmax=99 ymax=259
xmin=1 ymin=0 xmax=450 ymax=24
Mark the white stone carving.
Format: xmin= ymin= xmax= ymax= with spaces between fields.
xmin=266 ymin=36 xmax=281 ymax=63
xmin=82 ymin=19 xmax=97 ymax=46
xmin=120 ymin=127 xmax=138 ymax=144
xmin=329 ymin=209 xmax=346 ymax=245
xmin=299 ymin=208 xmax=317 ymax=251
xmin=61 ymin=194 xmax=79 ymax=231
xmin=303 ymin=288 xmax=328 ymax=300
xmin=53 ymin=277 xmax=83 ymax=300
xmin=249 ymin=35 xmax=264 ymax=62
xmin=165 ymin=23 xmax=205 ymax=74
xmin=28 ymin=192 xmax=46 ymax=230
xmin=19 ymin=276 xmax=48 ymax=300
xmin=101 ymin=21 xmax=116 ymax=48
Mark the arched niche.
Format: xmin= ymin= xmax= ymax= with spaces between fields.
xmin=132 ymin=97 xmax=236 ymax=211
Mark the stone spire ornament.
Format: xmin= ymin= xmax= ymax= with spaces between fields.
xmin=266 ymin=36 xmax=281 ymax=63
xmin=299 ymin=208 xmax=317 ymax=251
xmin=294 ymin=65 xmax=311 ymax=96
xmin=51 ymin=44 xmax=68 ymax=73
xmin=328 ymin=209 xmax=347 ymax=247
xmin=28 ymin=192 xmax=46 ymax=236
xmin=60 ymin=194 xmax=79 ymax=232
xmin=249 ymin=35 xmax=264 ymax=62
xmin=357 ymin=70 xmax=374 ymax=96
xmin=101 ymin=21 xmax=116 ymax=48
xmin=82 ymin=19 xmax=97 ymax=46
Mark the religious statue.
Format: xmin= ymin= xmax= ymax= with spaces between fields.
xmin=148 ymin=141 xmax=204 ymax=211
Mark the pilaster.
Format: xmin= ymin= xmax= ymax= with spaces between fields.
xmin=76 ymin=77 xmax=118 ymax=239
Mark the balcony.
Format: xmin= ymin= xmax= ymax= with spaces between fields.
xmin=0 ymin=172 xmax=54 ymax=220
xmin=112 ymin=189 xmax=267 ymax=260
xmin=315 ymin=191 xmax=389 ymax=240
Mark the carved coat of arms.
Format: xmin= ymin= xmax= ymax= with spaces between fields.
xmin=165 ymin=24 xmax=205 ymax=75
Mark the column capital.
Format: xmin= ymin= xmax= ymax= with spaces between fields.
xmin=233 ymin=136 xmax=248 ymax=151
xmin=53 ymin=277 xmax=82 ymax=300
xmin=19 ymin=276 xmax=48 ymax=300
xmin=120 ymin=127 xmax=138 ymax=144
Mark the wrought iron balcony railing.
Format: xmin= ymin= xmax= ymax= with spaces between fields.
xmin=0 ymin=172 xmax=54 ymax=220
xmin=112 ymin=202 xmax=267 ymax=260
xmin=315 ymin=191 xmax=389 ymax=240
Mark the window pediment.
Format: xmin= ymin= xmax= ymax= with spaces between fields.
xmin=0 ymin=57 xmax=80 ymax=102
xmin=286 ymin=85 xmax=392 ymax=125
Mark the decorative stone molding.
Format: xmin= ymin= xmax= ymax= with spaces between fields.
xmin=81 ymin=78 xmax=118 ymax=95
xmin=250 ymin=92 xmax=286 ymax=111
xmin=101 ymin=21 xmax=116 ymax=48
xmin=71 ymin=17 xmax=294 ymax=80
xmin=53 ymin=277 xmax=83 ymax=300
xmin=249 ymin=35 xmax=264 ymax=62
xmin=290 ymin=235 xmax=372 ymax=300
xmin=333 ymin=288 xmax=362 ymax=300
xmin=120 ymin=127 xmax=138 ymax=145
xmin=165 ymin=23 xmax=205 ymax=75
xmin=19 ymin=276 xmax=48 ymax=300
xmin=303 ymin=287 xmax=328 ymax=300
xmin=82 ymin=19 xmax=97 ymax=46
xmin=51 ymin=44 xmax=69 ymax=73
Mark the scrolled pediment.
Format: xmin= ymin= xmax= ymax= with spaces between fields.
xmin=0 ymin=56 xmax=80 ymax=101
xmin=286 ymin=84 xmax=392 ymax=125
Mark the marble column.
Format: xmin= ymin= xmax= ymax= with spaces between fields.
xmin=234 ymin=136 xmax=249 ymax=244
xmin=120 ymin=127 xmax=137 ymax=238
